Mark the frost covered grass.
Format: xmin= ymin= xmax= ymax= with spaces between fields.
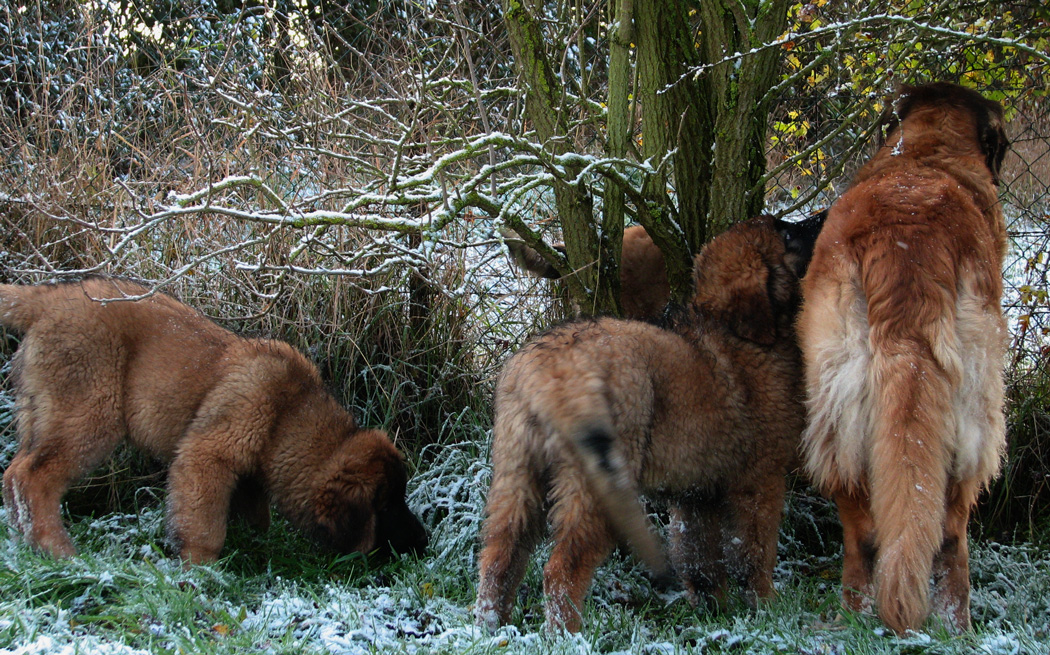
xmin=1 ymin=428 xmax=1048 ymax=655
xmin=0 ymin=220 xmax=1045 ymax=654
xmin=0 ymin=3 xmax=1046 ymax=652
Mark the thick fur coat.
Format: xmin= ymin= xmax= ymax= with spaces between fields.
xmin=1 ymin=278 xmax=427 ymax=563
xmin=476 ymin=214 xmax=824 ymax=632
xmin=798 ymin=82 xmax=1009 ymax=634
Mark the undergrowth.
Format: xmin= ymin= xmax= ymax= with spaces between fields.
xmin=979 ymin=352 xmax=1050 ymax=543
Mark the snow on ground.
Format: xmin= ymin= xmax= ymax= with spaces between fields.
xmin=1 ymin=439 xmax=1048 ymax=654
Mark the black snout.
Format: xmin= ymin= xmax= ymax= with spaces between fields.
xmin=776 ymin=208 xmax=828 ymax=277
xmin=375 ymin=501 xmax=429 ymax=557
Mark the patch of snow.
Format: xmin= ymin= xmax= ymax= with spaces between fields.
xmin=979 ymin=634 xmax=1021 ymax=655
xmin=0 ymin=635 xmax=152 ymax=655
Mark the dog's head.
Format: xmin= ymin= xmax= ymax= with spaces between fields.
xmin=778 ymin=209 xmax=827 ymax=279
xmin=310 ymin=429 xmax=428 ymax=558
xmin=881 ymin=82 xmax=1009 ymax=184
xmin=690 ymin=212 xmax=826 ymax=345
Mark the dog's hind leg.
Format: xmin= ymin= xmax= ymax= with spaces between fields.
xmin=3 ymin=445 xmax=79 ymax=558
xmin=2 ymin=387 xmax=125 ymax=558
xmin=835 ymin=488 xmax=877 ymax=616
xmin=475 ymin=459 xmax=546 ymax=630
xmin=726 ymin=476 xmax=788 ymax=608
xmin=669 ymin=495 xmax=730 ymax=609
xmin=931 ymin=478 xmax=979 ymax=634
xmin=542 ymin=467 xmax=615 ymax=633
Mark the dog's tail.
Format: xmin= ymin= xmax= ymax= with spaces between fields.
xmin=541 ymin=370 xmax=669 ymax=579
xmin=499 ymin=228 xmax=563 ymax=280
xmin=0 ymin=283 xmax=44 ymax=332
xmin=862 ymin=243 xmax=957 ymax=634
xmin=572 ymin=422 xmax=670 ymax=580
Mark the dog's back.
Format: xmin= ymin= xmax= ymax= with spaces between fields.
xmin=0 ymin=283 xmax=46 ymax=332
xmin=1 ymin=278 xmax=252 ymax=458
xmin=1 ymin=277 xmax=226 ymax=342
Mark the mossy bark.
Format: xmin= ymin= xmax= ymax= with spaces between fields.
xmin=600 ymin=0 xmax=634 ymax=314
xmin=699 ymin=0 xmax=790 ymax=234
xmin=504 ymin=0 xmax=618 ymax=314
xmin=634 ymin=0 xmax=712 ymax=302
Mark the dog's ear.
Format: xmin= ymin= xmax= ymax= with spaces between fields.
xmin=695 ymin=248 xmax=777 ymax=346
xmin=721 ymin=270 xmax=778 ymax=346
xmin=977 ymin=104 xmax=1009 ymax=185
xmin=312 ymin=466 xmax=377 ymax=554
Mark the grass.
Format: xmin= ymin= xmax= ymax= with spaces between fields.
xmin=1 ymin=433 xmax=1049 ymax=654
xmin=1 ymin=248 xmax=1047 ymax=655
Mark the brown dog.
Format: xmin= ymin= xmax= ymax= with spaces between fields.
xmin=503 ymin=224 xmax=670 ymax=320
xmin=1 ymin=277 xmax=427 ymax=563
xmin=798 ymin=82 xmax=1009 ymax=634
xmin=505 ymin=211 xmax=826 ymax=321
xmin=476 ymin=213 xmax=825 ymax=632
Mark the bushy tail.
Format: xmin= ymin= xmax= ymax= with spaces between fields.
xmin=862 ymin=245 xmax=957 ymax=634
xmin=572 ymin=424 xmax=669 ymax=578
xmin=0 ymin=283 xmax=44 ymax=332
xmin=537 ymin=370 xmax=669 ymax=578
xmin=499 ymin=228 xmax=563 ymax=280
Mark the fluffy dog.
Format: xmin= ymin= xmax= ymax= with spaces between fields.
xmin=505 ymin=212 xmax=825 ymax=321
xmin=503 ymin=224 xmax=670 ymax=320
xmin=1 ymin=277 xmax=427 ymax=563
xmin=476 ymin=213 xmax=825 ymax=632
xmin=798 ymin=82 xmax=1009 ymax=634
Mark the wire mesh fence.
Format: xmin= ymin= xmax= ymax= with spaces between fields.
xmin=759 ymin=2 xmax=1049 ymax=375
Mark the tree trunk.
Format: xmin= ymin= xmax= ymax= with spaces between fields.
xmin=601 ymin=0 xmax=633 ymax=316
xmin=699 ymin=0 xmax=790 ymax=232
xmin=502 ymin=0 xmax=789 ymax=312
xmin=504 ymin=0 xmax=619 ymax=315
xmin=634 ymin=0 xmax=712 ymax=302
